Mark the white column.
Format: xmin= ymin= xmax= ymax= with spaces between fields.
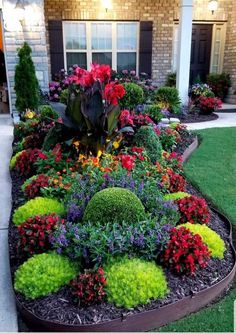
xmin=176 ymin=0 xmax=193 ymax=105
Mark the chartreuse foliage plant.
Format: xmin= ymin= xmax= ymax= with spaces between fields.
xmin=9 ymin=151 xmax=24 ymax=170
xmin=134 ymin=126 xmax=162 ymax=163
xmin=14 ymin=252 xmax=77 ymax=299
xmin=179 ymin=222 xmax=225 ymax=259
xmin=13 ymin=197 xmax=65 ymax=226
xmin=83 ymin=187 xmax=146 ymax=225
xmin=164 ymin=192 xmax=190 ymax=202
xmin=104 ymin=256 xmax=168 ymax=308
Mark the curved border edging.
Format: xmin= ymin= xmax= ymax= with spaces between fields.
xmin=182 ymin=136 xmax=198 ymax=163
xmin=14 ymin=136 xmax=236 ymax=332
xmin=15 ymin=211 xmax=236 ymax=332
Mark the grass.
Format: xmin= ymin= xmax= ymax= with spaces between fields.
xmin=159 ymin=127 xmax=236 ymax=332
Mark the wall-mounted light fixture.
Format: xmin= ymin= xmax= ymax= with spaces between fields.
xmin=15 ymin=0 xmax=26 ymax=25
xmin=101 ymin=0 xmax=112 ymax=12
xmin=208 ymin=0 xmax=218 ymax=15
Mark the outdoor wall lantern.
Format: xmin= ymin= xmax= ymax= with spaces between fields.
xmin=208 ymin=0 xmax=218 ymax=14
xmin=101 ymin=0 xmax=112 ymax=12
xmin=15 ymin=0 xmax=26 ymax=25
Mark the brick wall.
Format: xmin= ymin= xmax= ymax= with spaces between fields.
xmin=44 ymin=0 xmax=179 ymax=86
xmin=2 ymin=0 xmax=49 ymax=115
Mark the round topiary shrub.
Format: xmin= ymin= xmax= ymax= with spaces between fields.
xmin=134 ymin=126 xmax=162 ymax=163
xmin=14 ymin=252 xmax=77 ymax=299
xmin=83 ymin=187 xmax=146 ymax=225
xmin=13 ymin=197 xmax=65 ymax=226
xmin=104 ymin=256 xmax=169 ymax=308
xmin=119 ymin=83 xmax=144 ymax=110
xmin=179 ymin=223 xmax=225 ymax=259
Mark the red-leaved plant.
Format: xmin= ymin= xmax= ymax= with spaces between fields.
xmin=17 ymin=214 xmax=65 ymax=256
xmin=15 ymin=148 xmax=41 ymax=176
xmin=23 ymin=174 xmax=50 ymax=199
xmin=198 ymin=96 xmax=222 ymax=114
xmin=167 ymin=169 xmax=186 ymax=193
xmin=164 ymin=226 xmax=211 ymax=275
xmin=70 ymin=268 xmax=107 ymax=306
xmin=176 ymin=195 xmax=210 ymax=224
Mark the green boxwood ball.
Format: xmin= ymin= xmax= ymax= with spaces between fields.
xmin=83 ymin=187 xmax=146 ymax=225
xmin=104 ymin=256 xmax=169 ymax=308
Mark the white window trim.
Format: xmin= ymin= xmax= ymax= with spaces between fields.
xmin=62 ymin=21 xmax=140 ymax=74
xmin=172 ymin=21 xmax=226 ymax=75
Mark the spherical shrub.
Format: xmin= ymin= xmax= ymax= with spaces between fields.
xmin=179 ymin=223 xmax=225 ymax=259
xmin=18 ymin=214 xmax=65 ymax=256
xmin=104 ymin=256 xmax=168 ymax=308
xmin=83 ymin=187 xmax=146 ymax=225
xmin=134 ymin=126 xmax=162 ymax=163
xmin=164 ymin=192 xmax=190 ymax=202
xmin=164 ymin=226 xmax=210 ymax=275
xmin=14 ymin=252 xmax=77 ymax=299
xmin=10 ymin=151 xmax=24 ymax=170
xmin=70 ymin=267 xmax=107 ymax=306
xmin=119 ymin=83 xmax=144 ymax=110
xmin=22 ymin=174 xmax=50 ymax=199
xmin=39 ymin=105 xmax=59 ymax=120
xmin=176 ymin=195 xmax=210 ymax=224
xmin=13 ymin=197 xmax=65 ymax=226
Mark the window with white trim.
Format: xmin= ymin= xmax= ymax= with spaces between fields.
xmin=63 ymin=21 xmax=139 ymax=73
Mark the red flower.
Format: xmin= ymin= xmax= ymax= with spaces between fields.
xmin=176 ymin=195 xmax=210 ymax=224
xmin=119 ymin=109 xmax=134 ymax=128
xmin=105 ymin=82 xmax=125 ymax=105
xmin=91 ymin=63 xmax=111 ymax=83
xmin=120 ymin=154 xmax=136 ymax=171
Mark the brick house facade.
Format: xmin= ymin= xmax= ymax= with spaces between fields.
xmin=1 ymin=0 xmax=236 ymax=115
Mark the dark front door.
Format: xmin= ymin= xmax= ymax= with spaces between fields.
xmin=190 ymin=24 xmax=212 ymax=84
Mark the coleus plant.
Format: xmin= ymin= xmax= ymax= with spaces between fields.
xmin=46 ymin=64 xmax=133 ymax=155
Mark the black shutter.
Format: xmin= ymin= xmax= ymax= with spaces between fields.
xmin=139 ymin=21 xmax=153 ymax=78
xmin=48 ymin=20 xmax=64 ymax=79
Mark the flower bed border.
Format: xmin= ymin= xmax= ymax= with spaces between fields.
xmin=14 ymin=137 xmax=236 ymax=332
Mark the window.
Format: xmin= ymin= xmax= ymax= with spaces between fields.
xmin=63 ymin=21 xmax=139 ymax=73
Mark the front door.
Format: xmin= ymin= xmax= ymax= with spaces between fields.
xmin=190 ymin=24 xmax=212 ymax=84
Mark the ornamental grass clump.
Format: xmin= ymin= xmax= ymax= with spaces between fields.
xmin=179 ymin=223 xmax=225 ymax=259
xmin=134 ymin=126 xmax=162 ymax=163
xmin=83 ymin=187 xmax=146 ymax=225
xmin=164 ymin=226 xmax=211 ymax=275
xmin=13 ymin=197 xmax=65 ymax=226
xmin=104 ymin=256 xmax=169 ymax=308
xmin=14 ymin=252 xmax=77 ymax=299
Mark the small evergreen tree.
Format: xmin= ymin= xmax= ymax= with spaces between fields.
xmin=15 ymin=42 xmax=39 ymax=113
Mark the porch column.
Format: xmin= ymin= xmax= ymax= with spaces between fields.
xmin=176 ymin=0 xmax=193 ymax=105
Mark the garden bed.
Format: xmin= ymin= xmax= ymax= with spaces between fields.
xmin=9 ymin=145 xmax=236 ymax=332
xmin=178 ymin=112 xmax=219 ymax=124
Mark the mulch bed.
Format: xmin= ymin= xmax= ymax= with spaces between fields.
xmin=9 ymin=169 xmax=235 ymax=328
xmin=178 ymin=112 xmax=219 ymax=124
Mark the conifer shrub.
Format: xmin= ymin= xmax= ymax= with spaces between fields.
xmin=179 ymin=223 xmax=225 ymax=259
xmin=83 ymin=187 xmax=146 ymax=225
xmin=104 ymin=256 xmax=168 ymax=308
xmin=14 ymin=252 xmax=77 ymax=299
xmin=13 ymin=197 xmax=65 ymax=226
xmin=15 ymin=42 xmax=39 ymax=113
xmin=134 ymin=126 xmax=162 ymax=163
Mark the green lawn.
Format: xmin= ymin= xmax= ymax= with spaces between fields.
xmin=159 ymin=127 xmax=236 ymax=332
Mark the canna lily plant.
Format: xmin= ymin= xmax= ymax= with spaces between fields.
xmin=45 ymin=64 xmax=132 ymax=156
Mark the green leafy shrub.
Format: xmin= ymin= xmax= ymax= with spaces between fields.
xmin=206 ymin=73 xmax=231 ymax=99
xmin=104 ymin=256 xmax=168 ymax=308
xmin=134 ymin=126 xmax=162 ymax=163
xmin=60 ymin=88 xmax=69 ymax=105
xmin=145 ymin=105 xmax=163 ymax=123
xmin=164 ymin=192 xmax=190 ymax=201
xmin=179 ymin=222 xmax=225 ymax=259
xmin=154 ymin=87 xmax=181 ymax=114
xmin=39 ymin=105 xmax=59 ymax=120
xmin=15 ymin=42 xmax=39 ymax=113
xmin=83 ymin=187 xmax=146 ymax=225
xmin=10 ymin=151 xmax=24 ymax=170
xmin=119 ymin=83 xmax=144 ymax=110
xmin=14 ymin=252 xmax=77 ymax=299
xmin=165 ymin=72 xmax=176 ymax=87
xmin=13 ymin=119 xmax=39 ymax=142
xmin=13 ymin=197 xmax=65 ymax=226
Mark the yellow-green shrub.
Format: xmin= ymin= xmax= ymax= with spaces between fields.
xmin=179 ymin=222 xmax=225 ymax=259
xmin=164 ymin=192 xmax=190 ymax=201
xmin=104 ymin=256 xmax=168 ymax=308
xmin=14 ymin=252 xmax=77 ymax=299
xmin=13 ymin=197 xmax=65 ymax=225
